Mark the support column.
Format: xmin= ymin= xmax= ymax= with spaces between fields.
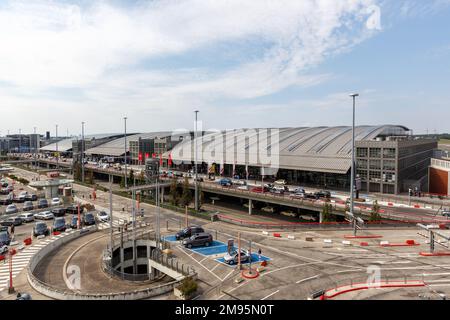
xmin=248 ymin=199 xmax=252 ymax=215
xmin=319 ymin=211 xmax=323 ymax=224
xmin=160 ymin=186 xmax=164 ymax=204
xmin=120 ymin=247 xmax=124 ymax=272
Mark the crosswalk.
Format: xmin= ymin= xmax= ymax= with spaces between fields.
xmin=0 ymin=218 xmax=151 ymax=293
xmin=0 ymin=232 xmax=71 ymax=292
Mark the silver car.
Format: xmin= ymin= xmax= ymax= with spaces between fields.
xmin=223 ymin=249 xmax=250 ymax=265
xmin=5 ymin=204 xmax=18 ymax=214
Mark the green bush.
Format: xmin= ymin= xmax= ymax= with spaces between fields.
xmin=177 ymin=277 xmax=198 ymax=299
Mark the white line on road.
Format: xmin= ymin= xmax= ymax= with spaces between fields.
xmin=296 ymin=275 xmax=319 ymax=284
xmin=261 ymin=290 xmax=280 ymax=300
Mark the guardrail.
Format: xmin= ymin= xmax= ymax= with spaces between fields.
xmin=27 ymin=224 xmax=196 ymax=300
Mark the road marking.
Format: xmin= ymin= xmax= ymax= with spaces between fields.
xmin=296 ymin=275 xmax=319 ymax=284
xmin=221 ymin=269 xmax=235 ymax=282
xmin=261 ymin=290 xmax=280 ymax=300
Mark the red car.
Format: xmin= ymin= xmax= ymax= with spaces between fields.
xmin=251 ymin=187 xmax=269 ymax=193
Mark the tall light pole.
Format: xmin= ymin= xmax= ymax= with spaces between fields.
xmin=33 ymin=127 xmax=37 ymax=170
xmin=55 ymin=124 xmax=59 ymax=170
xmin=124 ymin=117 xmax=128 ymax=189
xmin=81 ymin=122 xmax=85 ymax=183
xmin=194 ymin=110 xmax=199 ymax=212
xmin=349 ymin=93 xmax=359 ymax=236
xmin=19 ymin=128 xmax=21 ymax=154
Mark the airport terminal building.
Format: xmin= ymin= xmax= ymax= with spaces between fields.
xmin=165 ymin=125 xmax=438 ymax=195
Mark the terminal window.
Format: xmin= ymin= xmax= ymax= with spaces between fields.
xmin=369 ymin=159 xmax=381 ymax=170
xmin=383 ymin=148 xmax=396 ymax=158
xmin=369 ymin=148 xmax=381 ymax=158
xmin=357 ymin=147 xmax=368 ymax=158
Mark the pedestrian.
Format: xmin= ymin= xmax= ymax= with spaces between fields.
xmin=258 ymin=248 xmax=262 ymax=260
xmin=10 ymin=224 xmax=15 ymax=238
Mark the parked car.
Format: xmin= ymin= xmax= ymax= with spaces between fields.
xmin=1 ymin=217 xmax=23 ymax=227
xmin=52 ymin=217 xmax=67 ymax=232
xmin=66 ymin=205 xmax=83 ymax=215
xmin=0 ymin=244 xmax=8 ymax=255
xmin=274 ymin=179 xmax=287 ymax=185
xmin=182 ymin=232 xmax=213 ymax=248
xmin=261 ymin=206 xmax=276 ymax=213
xmin=37 ymin=199 xmax=49 ymax=209
xmin=223 ymin=249 xmax=250 ymax=265
xmin=0 ymin=229 xmax=11 ymax=246
xmin=51 ymin=208 xmax=66 ymax=217
xmin=69 ymin=215 xmax=82 ymax=229
xmin=13 ymin=194 xmax=26 ymax=203
xmin=34 ymin=211 xmax=54 ymax=220
xmin=5 ymin=204 xmax=18 ymax=214
xmin=175 ymin=226 xmax=205 ymax=240
xmin=18 ymin=212 xmax=35 ymax=223
xmin=22 ymin=201 xmax=34 ymax=211
xmin=218 ymin=178 xmax=232 ymax=187
xmin=96 ymin=211 xmax=110 ymax=222
xmin=16 ymin=293 xmax=32 ymax=300
xmin=442 ymin=210 xmax=450 ymax=217
xmin=51 ymin=198 xmax=62 ymax=206
xmin=0 ymin=198 xmax=12 ymax=205
xmin=83 ymin=212 xmax=96 ymax=226
xmin=25 ymin=194 xmax=38 ymax=201
xmin=33 ymin=222 xmax=50 ymax=237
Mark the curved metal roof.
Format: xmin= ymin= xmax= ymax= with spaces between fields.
xmin=85 ymin=132 xmax=173 ymax=156
xmin=167 ymin=125 xmax=410 ymax=174
xmin=39 ymin=133 xmax=123 ymax=152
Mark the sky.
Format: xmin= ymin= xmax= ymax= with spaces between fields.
xmin=0 ymin=0 xmax=449 ymax=136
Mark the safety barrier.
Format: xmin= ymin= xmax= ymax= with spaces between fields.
xmin=27 ymin=225 xmax=197 ymax=300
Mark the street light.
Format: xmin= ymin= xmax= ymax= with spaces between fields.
xmin=349 ymin=93 xmax=359 ymax=236
xmin=194 ymin=110 xmax=199 ymax=212
xmin=55 ymin=124 xmax=59 ymax=170
xmin=124 ymin=117 xmax=128 ymax=189
xmin=81 ymin=122 xmax=85 ymax=183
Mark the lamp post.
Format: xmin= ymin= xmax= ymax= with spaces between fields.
xmin=81 ymin=122 xmax=85 ymax=183
xmin=33 ymin=127 xmax=37 ymax=170
xmin=349 ymin=93 xmax=359 ymax=236
xmin=124 ymin=117 xmax=128 ymax=189
xmin=55 ymin=124 xmax=59 ymax=170
xmin=194 ymin=110 xmax=199 ymax=212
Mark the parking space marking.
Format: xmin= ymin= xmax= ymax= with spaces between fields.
xmin=176 ymin=245 xmax=223 ymax=282
xmin=261 ymin=290 xmax=279 ymax=300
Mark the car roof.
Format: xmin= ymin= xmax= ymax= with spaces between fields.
xmin=193 ymin=232 xmax=210 ymax=237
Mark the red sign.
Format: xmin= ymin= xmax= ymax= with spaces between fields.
xmin=138 ymin=152 xmax=143 ymax=162
xmin=145 ymin=153 xmax=150 ymax=159
xmin=168 ymin=153 xmax=173 ymax=166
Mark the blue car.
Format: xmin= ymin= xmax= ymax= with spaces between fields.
xmin=218 ymin=178 xmax=232 ymax=186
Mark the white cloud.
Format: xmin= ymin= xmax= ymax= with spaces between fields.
xmin=0 ymin=0 xmax=382 ymax=133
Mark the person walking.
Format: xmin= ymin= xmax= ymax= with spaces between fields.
xmin=10 ymin=224 xmax=15 ymax=240
xmin=258 ymin=248 xmax=262 ymax=261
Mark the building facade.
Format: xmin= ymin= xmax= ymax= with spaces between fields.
xmin=356 ymin=137 xmax=437 ymax=194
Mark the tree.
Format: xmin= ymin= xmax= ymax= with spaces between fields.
xmin=180 ymin=177 xmax=193 ymax=207
xmin=370 ymin=200 xmax=382 ymax=222
xmin=73 ymin=161 xmax=82 ymax=181
xmin=198 ymin=187 xmax=206 ymax=211
xmin=169 ymin=178 xmax=179 ymax=206
xmin=128 ymin=168 xmax=134 ymax=186
xmin=321 ymin=203 xmax=335 ymax=222
xmin=87 ymin=170 xmax=94 ymax=184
